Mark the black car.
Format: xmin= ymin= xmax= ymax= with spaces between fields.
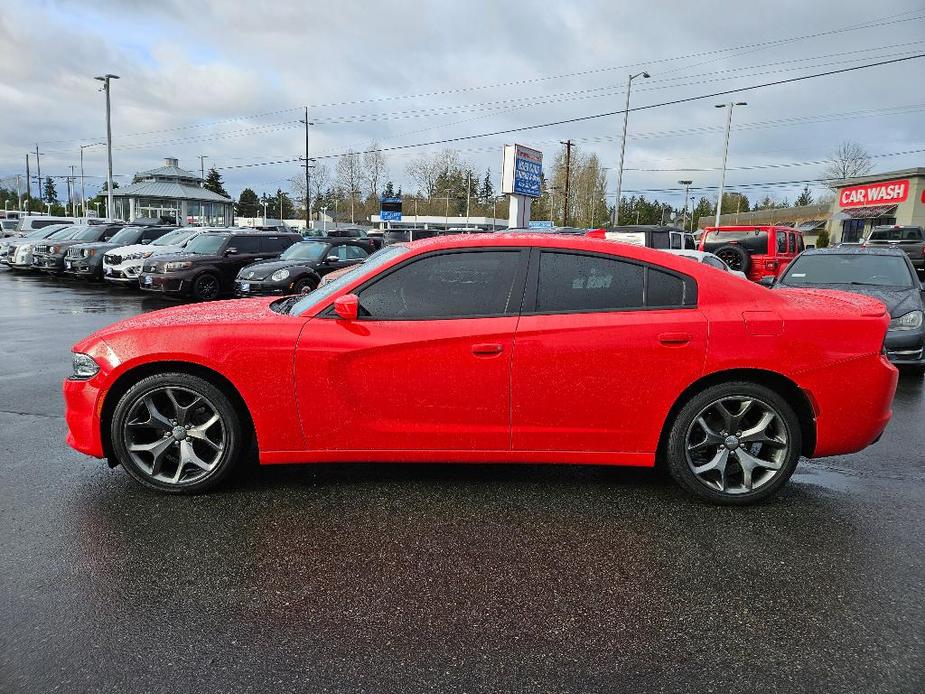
xmin=381 ymin=228 xmax=445 ymax=245
xmin=138 ymin=230 xmax=302 ymax=300
xmin=31 ymin=224 xmax=123 ymax=274
xmin=235 ymin=238 xmax=371 ymax=297
xmin=305 ymin=226 xmax=384 ymax=250
xmin=63 ymin=224 xmax=175 ymax=280
xmin=768 ymin=247 xmax=925 ymax=371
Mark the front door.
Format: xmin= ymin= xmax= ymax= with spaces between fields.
xmin=511 ymin=250 xmax=707 ymax=455
xmin=294 ymin=248 xmax=529 ymax=452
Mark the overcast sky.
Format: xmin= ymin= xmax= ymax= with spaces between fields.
xmin=1 ymin=0 xmax=923 ymax=210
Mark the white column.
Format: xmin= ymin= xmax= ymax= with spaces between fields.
xmin=507 ymin=195 xmax=532 ymax=229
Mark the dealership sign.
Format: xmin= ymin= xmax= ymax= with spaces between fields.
xmin=501 ymin=144 xmax=543 ymax=198
xmin=839 ymin=179 xmax=909 ymax=208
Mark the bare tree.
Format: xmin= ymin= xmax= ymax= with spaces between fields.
xmin=405 ymin=149 xmax=458 ymax=198
xmin=336 ymin=150 xmax=362 ymax=223
xmin=362 ymin=143 xmax=387 ymax=201
xmin=310 ymin=162 xmax=330 ymax=208
xmin=823 ymin=141 xmax=873 ymax=187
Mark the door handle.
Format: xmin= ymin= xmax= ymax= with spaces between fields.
xmin=472 ymin=343 xmax=503 ymax=356
xmin=659 ymin=332 xmax=691 ymax=345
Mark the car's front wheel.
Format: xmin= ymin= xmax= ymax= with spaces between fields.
xmin=192 ymin=273 xmax=220 ymax=301
xmin=666 ymin=382 xmax=801 ymax=505
xmin=110 ymin=372 xmax=243 ymax=493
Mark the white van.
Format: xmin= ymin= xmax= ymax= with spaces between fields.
xmin=14 ymin=215 xmax=106 ymax=235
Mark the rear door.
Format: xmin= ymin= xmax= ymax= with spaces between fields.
xmin=511 ymin=249 xmax=707 ymax=456
xmin=294 ymin=248 xmax=529 ymax=452
xmin=220 ymin=236 xmax=263 ymax=286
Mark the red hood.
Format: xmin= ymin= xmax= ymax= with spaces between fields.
xmin=74 ymin=297 xmax=291 ymax=350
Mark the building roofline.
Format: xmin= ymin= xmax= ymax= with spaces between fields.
xmin=830 ymin=168 xmax=925 ymax=188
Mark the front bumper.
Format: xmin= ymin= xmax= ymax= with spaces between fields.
xmin=103 ymin=261 xmax=143 ymax=283
xmin=32 ymin=254 xmax=66 ymax=273
xmin=884 ymin=328 xmax=925 ymax=365
xmin=234 ymin=279 xmax=293 ymax=297
xmin=137 ymin=272 xmax=190 ymax=296
xmin=63 ymin=257 xmax=103 ymax=277
xmin=63 ymin=376 xmax=105 ymax=458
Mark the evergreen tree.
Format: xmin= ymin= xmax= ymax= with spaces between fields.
xmin=43 ymin=176 xmax=58 ymax=203
xmin=203 ymin=167 xmax=228 ymax=198
xmin=382 ymin=181 xmax=395 ymax=198
xmin=691 ymin=196 xmax=715 ymax=230
xmin=795 ymin=185 xmax=814 ymax=206
xmin=478 ymin=169 xmax=494 ymax=203
xmin=236 ymin=188 xmax=260 ymax=217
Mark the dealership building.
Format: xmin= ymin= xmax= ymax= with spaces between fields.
xmin=111 ymin=157 xmax=234 ymax=225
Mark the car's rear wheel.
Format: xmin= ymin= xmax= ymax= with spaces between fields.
xmin=666 ymin=382 xmax=801 ymax=505
xmin=111 ymin=372 xmax=242 ymax=493
xmin=714 ymin=244 xmax=751 ymax=274
xmin=192 ymin=273 xmax=220 ymax=301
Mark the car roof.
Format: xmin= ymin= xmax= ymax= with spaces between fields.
xmin=703 ymin=225 xmax=798 ymax=232
xmin=801 ymin=246 xmax=908 ymax=257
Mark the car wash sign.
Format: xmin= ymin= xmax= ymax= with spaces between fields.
xmin=502 ymin=144 xmax=543 ymax=198
xmin=839 ymin=179 xmax=910 ymax=208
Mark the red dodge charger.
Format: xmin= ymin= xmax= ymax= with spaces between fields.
xmin=64 ymin=234 xmax=898 ymax=504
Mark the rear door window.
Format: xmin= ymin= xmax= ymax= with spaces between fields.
xmin=259 ymin=236 xmax=290 ymax=253
xmin=702 ymin=230 xmax=769 ymax=254
xmin=776 ymin=232 xmax=787 ymax=254
xmin=229 ymin=236 xmax=261 ymax=254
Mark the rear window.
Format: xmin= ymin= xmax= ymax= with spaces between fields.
xmin=869 ymin=227 xmax=923 ymax=241
xmin=782 ymin=253 xmax=914 ymax=288
xmin=702 ymin=230 xmax=769 ymax=254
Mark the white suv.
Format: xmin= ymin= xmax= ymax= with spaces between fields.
xmin=102 ymin=227 xmax=207 ymax=284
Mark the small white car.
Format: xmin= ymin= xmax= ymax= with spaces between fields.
xmin=102 ymin=227 xmax=207 ymax=284
xmin=663 ymin=249 xmax=748 ymax=279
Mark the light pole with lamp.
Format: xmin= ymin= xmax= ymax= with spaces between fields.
xmin=94 ymin=74 xmax=119 ymax=220
xmin=79 ymin=143 xmax=103 ymax=218
xmin=678 ymin=180 xmax=693 ymax=231
xmin=714 ymin=101 xmax=747 ymax=228
xmin=612 ymin=70 xmax=650 ymax=225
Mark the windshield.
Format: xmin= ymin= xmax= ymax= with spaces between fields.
xmin=280 ymin=241 xmax=328 ymax=261
xmin=107 ymin=227 xmax=144 ymax=245
xmin=48 ymin=226 xmax=79 ymax=239
xmin=284 ymin=245 xmax=410 ymax=315
xmin=74 ymin=226 xmax=103 ymax=241
xmin=782 ymin=253 xmax=914 ymax=288
xmin=702 ymin=230 xmax=769 ymax=254
xmin=155 ymin=229 xmax=197 ymax=246
xmin=183 ymin=233 xmax=227 ymax=255
xmin=29 ymin=226 xmax=64 ymax=238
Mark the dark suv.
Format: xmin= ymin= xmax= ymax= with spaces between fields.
xmin=63 ymin=224 xmax=175 ymax=280
xmin=235 ymin=238 xmax=371 ymax=297
xmin=31 ymin=224 xmax=123 ymax=274
xmin=138 ymin=230 xmax=302 ymax=300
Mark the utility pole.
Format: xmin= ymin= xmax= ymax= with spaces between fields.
xmin=612 ymin=71 xmax=650 ymax=225
xmin=35 ymin=144 xmax=43 ymax=204
xmin=300 ymin=107 xmax=311 ymax=229
xmin=68 ymin=166 xmax=77 ymax=216
xmin=678 ymin=180 xmax=692 ymax=231
xmin=95 ymin=74 xmax=119 ymax=220
xmin=15 ymin=174 xmax=22 ymax=211
xmin=560 ymin=140 xmax=574 ymax=227
xmin=465 ymin=171 xmax=471 ymax=227
xmin=198 ymin=155 xmax=208 ymax=186
xmin=79 ymin=144 xmax=100 ymax=218
xmin=714 ymin=101 xmax=747 ymax=228
xmin=25 ymin=154 xmax=31 ymax=212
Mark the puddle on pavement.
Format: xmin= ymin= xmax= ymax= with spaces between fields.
xmin=792 ymin=461 xmax=860 ymax=493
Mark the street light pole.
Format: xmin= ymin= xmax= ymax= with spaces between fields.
xmin=198 ymin=155 xmax=208 ymax=186
xmin=612 ymin=70 xmax=649 ymax=226
xmin=714 ymin=101 xmax=747 ymax=228
xmin=678 ymin=180 xmax=692 ymax=231
xmin=94 ymin=74 xmax=119 ymax=220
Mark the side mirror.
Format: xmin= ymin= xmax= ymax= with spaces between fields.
xmin=225 ymin=247 xmax=238 ymax=256
xmin=758 ymin=276 xmax=776 ymax=287
xmin=326 ymin=255 xmax=340 ymax=263
xmin=333 ymin=293 xmax=359 ymax=321
xmin=141 ymin=239 xmax=151 ymax=244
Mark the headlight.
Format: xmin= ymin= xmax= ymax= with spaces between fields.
xmin=51 ymin=245 xmax=62 ymax=253
xmin=21 ymin=244 xmax=32 ymax=253
xmin=271 ymin=269 xmax=290 ymax=282
xmin=71 ymin=353 xmax=100 ymax=380
xmin=82 ymin=248 xmax=97 ymax=257
xmin=165 ymin=261 xmax=192 ymax=271
xmin=889 ymin=310 xmax=924 ymax=331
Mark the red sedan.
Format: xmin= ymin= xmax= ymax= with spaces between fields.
xmin=64 ymin=234 xmax=898 ymax=504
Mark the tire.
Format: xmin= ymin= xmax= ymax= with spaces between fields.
xmin=293 ymin=276 xmax=317 ymax=294
xmin=110 ymin=372 xmax=244 ymax=494
xmin=714 ymin=244 xmax=751 ymax=274
xmin=192 ymin=272 xmax=221 ymax=301
xmin=666 ymin=381 xmax=801 ymax=505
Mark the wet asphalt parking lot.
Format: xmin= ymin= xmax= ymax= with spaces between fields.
xmin=0 ymin=267 xmax=922 ymax=694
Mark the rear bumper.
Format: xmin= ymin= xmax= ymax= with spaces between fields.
xmin=802 ymin=353 xmax=898 ymax=457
